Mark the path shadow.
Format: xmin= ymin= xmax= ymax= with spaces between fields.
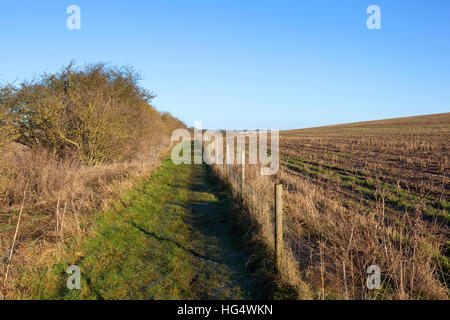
xmin=184 ymin=163 xmax=265 ymax=299
xmin=130 ymin=221 xmax=222 ymax=265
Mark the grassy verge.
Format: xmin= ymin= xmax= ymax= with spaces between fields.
xmin=20 ymin=155 xmax=266 ymax=299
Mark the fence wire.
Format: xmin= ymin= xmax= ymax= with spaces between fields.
xmin=213 ymin=162 xmax=298 ymax=257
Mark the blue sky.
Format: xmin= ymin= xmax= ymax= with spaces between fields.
xmin=0 ymin=0 xmax=449 ymax=130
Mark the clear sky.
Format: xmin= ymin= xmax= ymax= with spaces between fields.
xmin=0 ymin=0 xmax=449 ymax=130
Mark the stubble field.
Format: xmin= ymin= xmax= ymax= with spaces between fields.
xmin=214 ymin=112 xmax=449 ymax=299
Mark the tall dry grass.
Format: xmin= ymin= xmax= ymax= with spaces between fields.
xmin=212 ymin=160 xmax=449 ymax=300
xmin=0 ymin=62 xmax=183 ymax=299
xmin=0 ymin=142 xmax=174 ymax=299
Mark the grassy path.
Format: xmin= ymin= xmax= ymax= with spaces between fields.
xmin=52 ymin=157 xmax=262 ymax=299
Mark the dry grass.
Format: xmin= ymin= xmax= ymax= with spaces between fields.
xmin=0 ymin=140 xmax=173 ymax=299
xmin=212 ymin=113 xmax=449 ymax=300
xmin=0 ymin=62 xmax=184 ymax=299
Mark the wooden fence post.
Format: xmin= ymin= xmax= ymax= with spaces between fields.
xmin=241 ymin=149 xmax=245 ymax=196
xmin=275 ymin=184 xmax=283 ymax=269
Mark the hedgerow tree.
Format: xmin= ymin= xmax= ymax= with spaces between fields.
xmin=0 ymin=63 xmax=182 ymax=163
xmin=0 ymin=91 xmax=19 ymax=149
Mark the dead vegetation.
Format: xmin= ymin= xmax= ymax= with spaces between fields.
xmin=0 ymin=63 xmax=183 ymax=299
xmin=212 ymin=113 xmax=449 ymax=300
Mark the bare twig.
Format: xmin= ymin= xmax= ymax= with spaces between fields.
xmin=343 ymin=225 xmax=354 ymax=300
xmin=59 ymin=200 xmax=68 ymax=237
xmin=56 ymin=189 xmax=62 ymax=232
xmin=4 ymin=188 xmax=27 ymax=286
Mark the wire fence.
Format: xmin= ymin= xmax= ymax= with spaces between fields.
xmin=211 ymin=161 xmax=302 ymax=274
